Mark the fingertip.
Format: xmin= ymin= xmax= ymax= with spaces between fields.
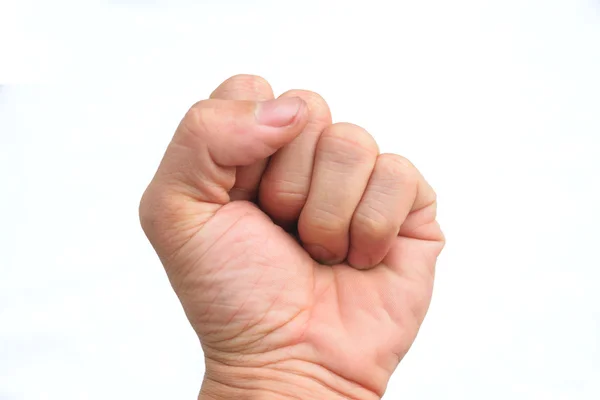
xmin=304 ymin=243 xmax=344 ymax=265
xmin=279 ymin=89 xmax=332 ymax=126
xmin=211 ymin=74 xmax=274 ymax=100
xmin=347 ymin=247 xmax=380 ymax=270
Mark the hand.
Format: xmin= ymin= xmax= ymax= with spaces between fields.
xmin=139 ymin=75 xmax=445 ymax=399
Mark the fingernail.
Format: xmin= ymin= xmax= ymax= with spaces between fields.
xmin=305 ymin=244 xmax=338 ymax=265
xmin=348 ymin=252 xmax=375 ymax=270
xmin=255 ymin=97 xmax=303 ymax=127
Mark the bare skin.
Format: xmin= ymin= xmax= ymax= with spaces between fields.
xmin=139 ymin=75 xmax=445 ymax=399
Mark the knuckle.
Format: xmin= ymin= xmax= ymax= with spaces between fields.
xmin=184 ymin=100 xmax=213 ymax=134
xmin=188 ymin=100 xmax=210 ymax=126
xmin=226 ymin=73 xmax=270 ymax=87
xmin=378 ymin=153 xmax=419 ymax=186
xmin=352 ymin=206 xmax=396 ymax=240
xmin=301 ymin=207 xmax=347 ymax=235
xmin=279 ymin=90 xmax=332 ymax=125
xmin=138 ymin=186 xmax=167 ymax=235
xmin=320 ymin=123 xmax=379 ymax=160
xmin=138 ymin=184 xmax=200 ymax=239
xmin=189 ymin=98 xmax=211 ymax=112
xmin=423 ymin=183 xmax=438 ymax=206
xmin=138 ymin=191 xmax=153 ymax=233
xmin=212 ymin=74 xmax=273 ymax=99
xmin=261 ymin=176 xmax=309 ymax=209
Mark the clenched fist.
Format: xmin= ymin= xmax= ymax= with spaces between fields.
xmin=139 ymin=75 xmax=445 ymax=399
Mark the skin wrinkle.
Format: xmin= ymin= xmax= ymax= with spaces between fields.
xmin=215 ymin=264 xmax=268 ymax=335
xmin=197 ymin=284 xmax=228 ymax=336
xmin=203 ymin=246 xmax=312 ymax=351
xmin=219 ymin=279 xmax=285 ymax=345
xmin=303 ymin=206 xmax=348 ymax=233
xmin=292 ymin=351 xmax=380 ymax=398
xmin=206 ymin=356 xmax=378 ymax=400
xmin=140 ymin=192 xmax=200 ymax=249
xmin=266 ymin=365 xmax=362 ymax=400
xmin=193 ymin=239 xmax=251 ymax=328
xmin=320 ymin=126 xmax=379 ymax=155
xmin=164 ymin=139 xmax=235 ymax=201
xmin=353 ymin=201 xmax=393 ymax=231
xmin=316 ymin=142 xmax=375 ymax=171
xmin=146 ymin=205 xmax=218 ymax=273
xmin=174 ymin=207 xmax=257 ymax=288
xmin=364 ymin=179 xmax=404 ymax=197
xmin=399 ymin=203 xmax=442 ymax=242
xmin=264 ymin=175 xmax=310 ymax=198
xmin=186 ymin=250 xmax=264 ymax=336
xmin=203 ymin=373 xmax=302 ymax=400
xmin=206 ymin=306 xmax=308 ymax=354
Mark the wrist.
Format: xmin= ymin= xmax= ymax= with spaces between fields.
xmin=198 ymin=357 xmax=380 ymax=400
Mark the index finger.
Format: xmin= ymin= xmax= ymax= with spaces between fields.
xmin=210 ymin=74 xmax=275 ymax=201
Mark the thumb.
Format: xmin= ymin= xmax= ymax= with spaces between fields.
xmin=140 ymin=97 xmax=308 ymax=258
xmin=161 ymin=96 xmax=308 ymax=189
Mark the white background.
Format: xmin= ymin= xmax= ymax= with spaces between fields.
xmin=1 ymin=0 xmax=599 ymax=399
